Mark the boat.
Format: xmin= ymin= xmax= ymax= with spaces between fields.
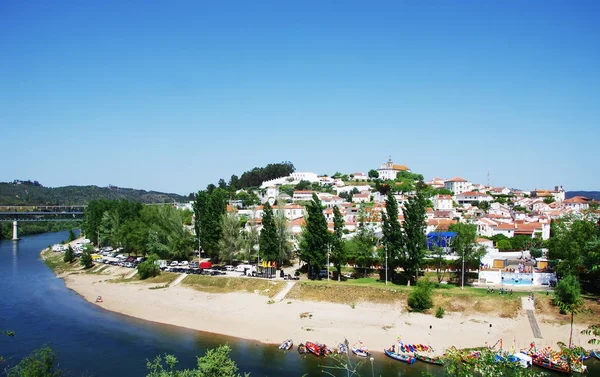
xmin=593 ymin=350 xmax=600 ymax=360
xmin=414 ymin=352 xmax=444 ymax=366
xmin=532 ymin=357 xmax=570 ymax=374
xmin=337 ymin=343 xmax=347 ymax=354
xmin=297 ymin=343 xmax=307 ymax=354
xmin=351 ymin=344 xmax=370 ymax=357
xmin=384 ymin=349 xmax=416 ymax=364
xmin=279 ymin=339 xmax=293 ymax=350
xmin=305 ymin=342 xmax=322 ymax=356
xmin=461 ymin=351 xmax=481 ymax=364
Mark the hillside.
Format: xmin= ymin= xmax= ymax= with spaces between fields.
xmin=0 ymin=182 xmax=188 ymax=205
xmin=566 ymin=191 xmax=600 ymax=201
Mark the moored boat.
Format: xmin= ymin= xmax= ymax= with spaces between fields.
xmin=297 ymin=343 xmax=307 ymax=354
xmin=305 ymin=341 xmax=322 ymax=356
xmin=337 ymin=343 xmax=347 ymax=354
xmin=384 ymin=349 xmax=416 ymax=364
xmin=279 ymin=339 xmax=293 ymax=350
xmin=352 ymin=346 xmax=370 ymax=357
xmin=414 ymin=352 xmax=444 ymax=366
xmin=593 ymin=350 xmax=600 ymax=360
xmin=532 ymin=357 xmax=570 ymax=374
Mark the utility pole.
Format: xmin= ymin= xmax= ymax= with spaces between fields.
xmin=461 ymin=251 xmax=465 ymax=290
xmin=385 ymin=249 xmax=388 ymax=286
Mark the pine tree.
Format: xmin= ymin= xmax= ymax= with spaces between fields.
xmin=259 ymin=203 xmax=278 ymax=262
xmin=381 ymin=191 xmax=404 ymax=283
xmin=298 ymin=193 xmax=329 ymax=278
xmin=402 ymin=191 xmax=427 ymax=284
xmin=330 ymin=206 xmax=347 ymax=281
xmin=63 ymin=245 xmax=75 ymax=263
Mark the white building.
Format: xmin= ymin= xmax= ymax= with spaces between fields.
xmin=434 ymin=194 xmax=453 ymax=211
xmin=563 ymin=196 xmax=590 ymax=211
xmin=292 ymin=190 xmax=315 ymax=202
xmin=376 ymin=158 xmax=411 ymax=180
xmin=455 ymin=191 xmax=493 ymax=205
xmin=260 ymin=172 xmax=321 ymax=188
xmin=444 ymin=177 xmax=472 ymax=195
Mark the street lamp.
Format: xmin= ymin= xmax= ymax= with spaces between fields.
xmin=385 ymin=249 xmax=388 ymax=286
xmin=461 ymin=251 xmax=465 ymax=290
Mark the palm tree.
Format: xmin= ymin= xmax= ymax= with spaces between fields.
xmin=553 ymin=274 xmax=585 ymax=348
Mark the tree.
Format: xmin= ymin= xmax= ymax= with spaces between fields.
xmin=548 ymin=218 xmax=598 ymax=278
xmin=146 ymin=345 xmax=248 ymax=377
xmin=274 ymin=204 xmax=292 ymax=265
xmin=241 ymin=226 xmax=259 ymax=264
xmin=194 ymin=189 xmax=227 ymax=259
xmin=7 ymin=347 xmax=63 ymax=377
xmin=544 ymin=196 xmax=556 ymax=204
xmin=67 ymin=229 xmax=76 ymax=242
xmin=330 ymin=206 xmax=347 ymax=281
xmin=497 ymin=239 xmax=512 ymax=251
xmin=554 ymin=274 xmax=585 ymax=348
xmin=294 ymin=180 xmax=311 ymax=191
xmin=367 ymin=169 xmax=379 ymax=179
xmin=63 ymin=245 xmax=75 ymax=263
xmin=407 ymin=279 xmax=434 ymax=312
xmin=530 ymin=248 xmax=543 ymax=259
xmin=298 ymin=193 xmax=329 ymax=278
xmin=381 ymin=192 xmax=404 ymax=283
xmin=581 ymin=324 xmax=600 ymax=346
xmin=218 ymin=212 xmax=242 ymax=264
xmin=80 ymin=245 xmax=93 ymax=269
xmin=449 ymin=223 xmax=486 ymax=288
xmin=258 ymin=203 xmax=278 ymax=263
xmin=402 ymin=191 xmax=428 ymax=283
xmin=138 ymin=256 xmax=161 ymax=280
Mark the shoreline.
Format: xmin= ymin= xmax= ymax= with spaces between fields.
xmin=41 ymin=245 xmax=596 ymax=355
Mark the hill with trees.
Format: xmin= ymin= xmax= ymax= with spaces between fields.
xmin=0 ymin=181 xmax=187 ymax=205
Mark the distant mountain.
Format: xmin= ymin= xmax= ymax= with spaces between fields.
xmin=566 ymin=191 xmax=600 ymax=201
xmin=0 ymin=182 xmax=188 ymax=205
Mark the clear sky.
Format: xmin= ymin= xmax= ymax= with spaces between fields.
xmin=1 ymin=1 xmax=598 ymax=195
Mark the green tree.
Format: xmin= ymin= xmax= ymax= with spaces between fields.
xmin=7 ymin=347 xmax=63 ymax=377
xmin=258 ymin=203 xmax=278 ymax=262
xmin=407 ymin=279 xmax=434 ymax=312
xmin=80 ymin=245 xmax=93 ymax=269
xmin=294 ymin=180 xmax=311 ymax=191
xmin=274 ymin=205 xmax=292 ymax=265
xmin=581 ymin=324 xmax=600 ymax=346
xmin=218 ymin=212 xmax=242 ymax=264
xmin=67 ymin=229 xmax=76 ymax=242
xmin=298 ymin=193 xmax=329 ymax=277
xmin=381 ymin=191 xmax=404 ymax=283
xmin=554 ymin=274 xmax=585 ymax=348
xmin=544 ymin=196 xmax=556 ymax=204
xmin=449 ymin=223 xmax=486 ymax=288
xmin=367 ymin=169 xmax=379 ymax=179
xmin=194 ymin=189 xmax=227 ymax=259
xmin=402 ymin=191 xmax=427 ymax=283
xmin=330 ymin=206 xmax=346 ymax=281
xmin=138 ymin=256 xmax=161 ymax=280
xmin=146 ymin=345 xmax=248 ymax=377
xmin=497 ymin=239 xmax=512 ymax=251
xmin=548 ymin=218 xmax=598 ymax=277
xmin=530 ymin=248 xmax=543 ymax=259
xmin=63 ymin=245 xmax=75 ymax=264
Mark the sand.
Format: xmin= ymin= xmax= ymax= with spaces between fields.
xmin=56 ymin=266 xmax=595 ymax=355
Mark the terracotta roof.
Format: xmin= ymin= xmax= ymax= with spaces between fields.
xmin=284 ymin=204 xmax=304 ymax=209
xmin=445 ymin=177 xmax=467 ymax=183
xmin=290 ymin=217 xmax=306 ymax=226
xmin=496 ymin=223 xmax=515 ymax=230
xmin=457 ymin=191 xmax=490 ymax=197
xmin=294 ymin=190 xmax=314 ymax=195
xmin=564 ymin=196 xmax=590 ymax=204
xmin=438 ymin=195 xmax=452 ymax=199
xmin=392 ymin=164 xmax=410 ymax=171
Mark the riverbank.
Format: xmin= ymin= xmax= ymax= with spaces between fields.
xmin=41 ymin=246 xmax=599 ymax=355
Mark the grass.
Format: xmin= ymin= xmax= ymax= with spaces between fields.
xmin=535 ymin=294 xmax=600 ymax=325
xmin=42 ymin=249 xmax=79 ymax=275
xmin=139 ymin=272 xmax=179 ymax=285
xmin=285 ymin=280 xmax=407 ymax=306
xmin=181 ymin=275 xmax=285 ymax=298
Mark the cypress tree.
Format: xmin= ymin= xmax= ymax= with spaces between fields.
xmin=298 ymin=193 xmax=329 ymax=278
xmin=330 ymin=206 xmax=346 ymax=281
xmin=259 ymin=203 xmax=278 ymax=262
xmin=402 ymin=191 xmax=427 ymax=283
xmin=381 ymin=191 xmax=404 ymax=282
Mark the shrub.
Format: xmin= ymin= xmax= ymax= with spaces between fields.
xmin=407 ymin=279 xmax=434 ymax=312
xmin=530 ymin=248 xmax=543 ymax=259
xmin=80 ymin=248 xmax=93 ymax=269
xmin=138 ymin=260 xmax=160 ymax=280
xmin=435 ymin=307 xmax=445 ymax=318
xmin=63 ymin=245 xmax=75 ymax=264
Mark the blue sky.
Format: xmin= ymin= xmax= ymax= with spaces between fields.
xmin=1 ymin=1 xmax=598 ymax=194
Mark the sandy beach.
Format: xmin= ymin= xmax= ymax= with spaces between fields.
xmin=54 ymin=262 xmax=595 ymax=355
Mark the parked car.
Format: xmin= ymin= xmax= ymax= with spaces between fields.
xmin=189 ymin=262 xmax=199 ymax=269
xmin=224 ymin=265 xmax=234 ymax=271
xmin=170 ymin=261 xmax=179 ymax=266
xmin=179 ymin=261 xmax=189 ymax=266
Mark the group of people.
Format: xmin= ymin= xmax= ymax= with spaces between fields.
xmin=487 ymin=287 xmax=513 ymax=295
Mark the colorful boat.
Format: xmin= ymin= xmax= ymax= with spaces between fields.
xmin=297 ymin=343 xmax=307 ymax=354
xmin=337 ymin=343 xmax=347 ymax=354
xmin=532 ymin=357 xmax=570 ymax=374
xmin=461 ymin=351 xmax=481 ymax=364
xmin=352 ymin=345 xmax=370 ymax=357
xmin=384 ymin=349 xmax=416 ymax=364
xmin=279 ymin=339 xmax=293 ymax=350
xmin=414 ymin=353 xmax=444 ymax=366
xmin=305 ymin=342 xmax=322 ymax=357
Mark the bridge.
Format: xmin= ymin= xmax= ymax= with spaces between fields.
xmin=0 ymin=206 xmax=86 ymax=240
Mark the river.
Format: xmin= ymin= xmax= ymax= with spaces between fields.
xmin=1 ymin=232 xmax=597 ymax=376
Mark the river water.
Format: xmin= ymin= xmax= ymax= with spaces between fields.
xmin=1 ymin=232 xmax=598 ymax=376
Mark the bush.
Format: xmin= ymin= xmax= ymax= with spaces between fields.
xmin=80 ymin=248 xmax=93 ymax=269
xmin=435 ymin=307 xmax=445 ymax=318
xmin=138 ymin=260 xmax=160 ymax=280
xmin=530 ymin=248 xmax=543 ymax=259
xmin=63 ymin=245 xmax=75 ymax=263
xmin=407 ymin=279 xmax=434 ymax=312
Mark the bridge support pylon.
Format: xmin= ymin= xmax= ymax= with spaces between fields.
xmin=12 ymin=220 xmax=19 ymax=241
